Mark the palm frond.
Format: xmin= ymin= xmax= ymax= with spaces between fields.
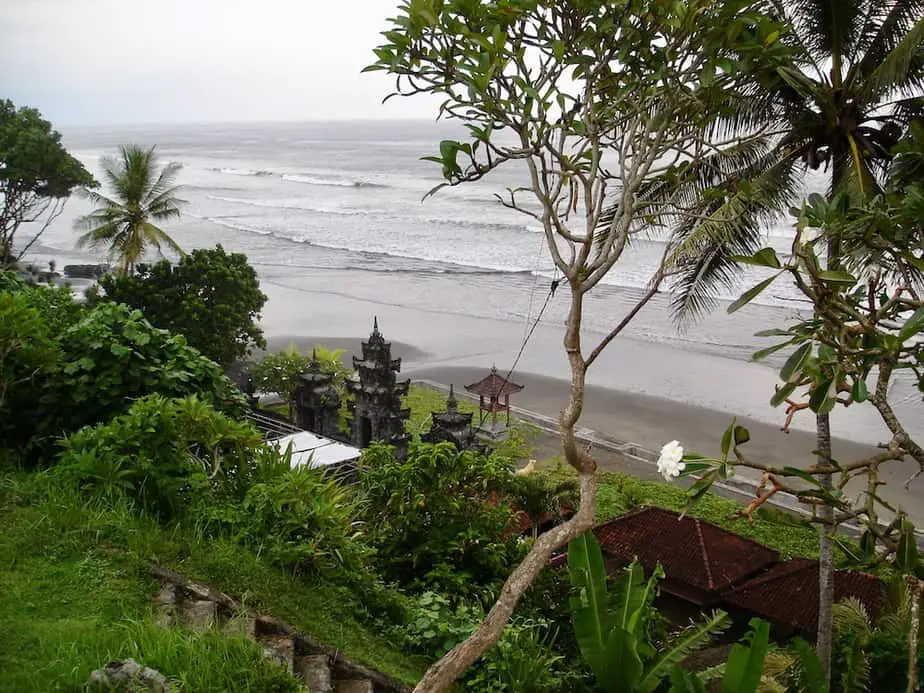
xmin=861 ymin=16 xmax=924 ymax=106
xmin=637 ymin=610 xmax=731 ymax=692
xmin=666 ymin=149 xmax=801 ymax=323
xmin=852 ymin=0 xmax=924 ymax=82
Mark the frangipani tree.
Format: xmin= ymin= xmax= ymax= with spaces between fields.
xmin=366 ymin=0 xmax=788 ymax=689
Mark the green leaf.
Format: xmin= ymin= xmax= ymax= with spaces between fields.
xmin=605 ymin=627 xmax=644 ymax=692
xmin=780 ymin=343 xmax=812 ymax=383
xmin=727 ymin=274 xmax=780 ymax=314
xmin=781 ymin=466 xmax=823 ymax=487
xmin=722 ymin=618 xmax=770 ymax=693
xmin=899 ymin=308 xmax=924 ymax=342
xmin=733 ymin=425 xmax=750 ymax=446
xmin=896 ymin=516 xmax=919 ymax=574
xmin=754 ymin=328 xmax=792 ymax=337
xmin=669 ymin=667 xmax=708 ymax=693
xmin=818 ymin=270 xmax=857 ymax=285
xmin=638 ymin=610 xmax=730 ymax=693
xmin=720 ymin=420 xmax=735 ymax=458
xmin=851 ymin=377 xmax=868 ymax=403
xmin=770 ymin=382 xmax=797 ymax=408
xmin=568 ymin=533 xmax=612 ymax=683
xmin=731 ymin=247 xmax=781 ymax=269
xmin=791 ymin=638 xmax=829 ymax=693
xmin=752 ymin=340 xmax=794 ymax=362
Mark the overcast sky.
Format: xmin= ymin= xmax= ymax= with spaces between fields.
xmin=1 ymin=0 xmax=439 ymax=126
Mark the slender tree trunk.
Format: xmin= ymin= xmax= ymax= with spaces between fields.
xmin=412 ymin=283 xmax=599 ymax=692
xmin=908 ymin=577 xmax=922 ymax=693
xmin=816 ymin=411 xmax=835 ymax=683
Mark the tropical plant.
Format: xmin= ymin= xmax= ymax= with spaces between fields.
xmin=464 ymin=618 xmax=568 ymax=693
xmin=38 ymin=303 xmax=247 ymax=448
xmin=56 ymin=394 xmax=263 ymax=518
xmin=832 ymin=581 xmax=924 ymax=693
xmin=253 ymin=343 xmax=351 ymax=418
xmin=0 ymin=99 xmax=96 ymax=263
xmin=567 ymin=532 xmax=730 ymax=693
xmin=667 ymin=620 xmax=828 ymax=693
xmin=359 ymin=442 xmax=521 ymax=597
xmin=509 ymin=474 xmax=577 ymax=540
xmin=92 ymin=245 xmax=268 ymax=367
xmin=366 ymin=1 xmax=788 ymax=687
xmin=75 ymin=144 xmax=185 ymax=275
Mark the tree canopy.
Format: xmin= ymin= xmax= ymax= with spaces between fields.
xmin=94 ymin=245 xmax=268 ymax=368
xmin=0 ymin=99 xmax=96 ymax=263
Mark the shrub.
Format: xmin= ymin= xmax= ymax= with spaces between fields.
xmin=56 ymin=394 xmax=263 ymax=518
xmin=252 ymin=343 xmax=351 ymax=417
xmin=463 ymin=619 xmax=569 ymax=693
xmin=359 ymin=442 xmax=523 ymax=597
xmin=39 ymin=303 xmax=247 ymax=445
xmin=401 ymin=591 xmax=482 ymax=658
xmin=228 ymin=465 xmax=369 ymax=575
xmin=91 ymin=245 xmax=267 ymax=368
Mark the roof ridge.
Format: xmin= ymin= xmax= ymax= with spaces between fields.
xmin=694 ymin=518 xmax=716 ymax=590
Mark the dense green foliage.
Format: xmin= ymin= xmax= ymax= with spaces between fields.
xmin=253 ymin=343 xmax=351 ymax=417
xmin=359 ymin=442 xmax=523 ymax=597
xmin=0 ymin=99 xmax=96 ymax=263
xmin=0 ymin=277 xmax=245 ymax=461
xmin=93 ymin=245 xmax=268 ymax=367
xmin=75 ymin=144 xmax=185 ymax=275
xmin=56 ymin=394 xmax=263 ymax=518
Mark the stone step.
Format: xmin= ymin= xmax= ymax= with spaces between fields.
xmin=180 ymin=599 xmax=217 ymax=633
xmin=333 ymin=680 xmax=374 ymax=693
xmin=298 ymin=654 xmax=332 ymax=693
xmin=260 ymin=633 xmax=296 ymax=674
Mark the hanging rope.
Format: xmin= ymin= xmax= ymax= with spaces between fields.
xmin=501 ymin=274 xmax=560 ymax=388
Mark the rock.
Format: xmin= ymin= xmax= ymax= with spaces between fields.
xmin=222 ymin=614 xmax=257 ymax=640
xmin=181 ymin=600 xmax=216 ymax=632
xmin=154 ymin=584 xmax=178 ymax=627
xmin=298 ymin=654 xmax=332 ymax=692
xmin=334 ymin=680 xmax=374 ymax=693
xmin=185 ymin=582 xmax=212 ymax=600
xmin=260 ymin=634 xmax=295 ymax=673
xmin=88 ymin=658 xmax=172 ymax=691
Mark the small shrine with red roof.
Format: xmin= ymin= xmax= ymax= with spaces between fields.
xmin=465 ymin=366 xmax=524 ymax=435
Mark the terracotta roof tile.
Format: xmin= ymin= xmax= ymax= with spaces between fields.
xmin=465 ymin=366 xmax=524 ymax=397
xmin=593 ymin=507 xmax=779 ymax=593
xmin=723 ymin=558 xmax=886 ymax=634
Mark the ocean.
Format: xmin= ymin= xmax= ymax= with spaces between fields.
xmin=19 ymin=120 xmax=921 ymax=441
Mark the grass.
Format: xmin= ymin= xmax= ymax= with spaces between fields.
xmin=0 ymin=472 xmax=429 ymax=690
xmin=402 ymin=384 xmax=482 ymax=437
xmin=538 ymin=464 xmax=826 ymax=560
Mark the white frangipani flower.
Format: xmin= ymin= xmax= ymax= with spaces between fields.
xmin=657 ymin=440 xmax=685 ymax=482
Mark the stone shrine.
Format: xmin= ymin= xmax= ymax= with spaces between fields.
xmin=346 ymin=318 xmax=410 ymax=455
xmin=421 ymin=384 xmax=478 ymax=450
xmin=293 ymin=350 xmax=342 ymax=439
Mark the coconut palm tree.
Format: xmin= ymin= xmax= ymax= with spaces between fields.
xmin=75 ymin=144 xmax=185 ymax=275
xmin=655 ymin=0 xmax=924 ymax=320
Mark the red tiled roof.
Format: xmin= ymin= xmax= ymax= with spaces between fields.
xmin=465 ymin=366 xmax=524 ymax=397
xmin=723 ymin=558 xmax=886 ymax=634
xmin=593 ymin=507 xmax=779 ymax=593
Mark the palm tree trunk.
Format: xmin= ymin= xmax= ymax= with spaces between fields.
xmin=816 ymin=411 xmax=835 ymax=682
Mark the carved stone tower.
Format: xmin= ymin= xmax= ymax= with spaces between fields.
xmin=293 ymin=350 xmax=342 ymax=439
xmin=422 ymin=384 xmax=477 ymax=450
xmin=347 ymin=318 xmax=410 ymax=454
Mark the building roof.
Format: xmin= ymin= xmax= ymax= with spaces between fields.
xmin=270 ymin=431 xmax=362 ymax=469
xmin=723 ymin=558 xmax=886 ymax=634
xmin=593 ymin=507 xmax=779 ymax=594
xmin=465 ymin=366 xmax=524 ymax=398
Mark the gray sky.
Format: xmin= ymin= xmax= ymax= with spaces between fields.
xmin=1 ymin=0 xmax=438 ymax=126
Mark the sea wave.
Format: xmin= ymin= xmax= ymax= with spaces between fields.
xmin=205 ymin=195 xmax=535 ymax=234
xmin=281 ymin=173 xmax=386 ymax=189
xmin=211 ymin=167 xmax=274 ymax=177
